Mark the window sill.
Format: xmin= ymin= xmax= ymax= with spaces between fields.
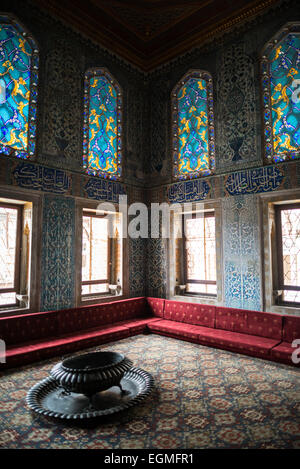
xmin=0 ymin=306 xmax=30 ymax=318
xmin=169 ymin=295 xmax=218 ymax=305
xmin=270 ymin=304 xmax=300 ymax=316
xmin=79 ymin=293 xmax=125 ymax=306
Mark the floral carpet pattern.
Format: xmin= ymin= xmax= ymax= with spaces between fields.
xmin=1 ymin=334 xmax=300 ymax=449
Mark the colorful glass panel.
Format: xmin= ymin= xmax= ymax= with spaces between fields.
xmin=0 ymin=15 xmax=38 ymax=159
xmin=262 ymin=24 xmax=300 ymax=162
xmin=172 ymin=70 xmax=215 ymax=180
xmin=83 ymin=69 xmax=122 ymax=180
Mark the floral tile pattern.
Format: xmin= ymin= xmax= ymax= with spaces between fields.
xmin=223 ymin=194 xmax=262 ymax=310
xmin=40 ymin=195 xmax=75 ymax=311
xmin=1 ymin=335 xmax=300 ymax=449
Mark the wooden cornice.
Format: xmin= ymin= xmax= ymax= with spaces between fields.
xmin=32 ymin=0 xmax=283 ymax=71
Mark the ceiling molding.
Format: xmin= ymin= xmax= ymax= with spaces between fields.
xmin=32 ymin=0 xmax=284 ymax=71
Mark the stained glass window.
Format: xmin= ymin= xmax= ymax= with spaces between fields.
xmin=0 ymin=15 xmax=38 ymax=159
xmin=262 ymin=24 xmax=300 ymax=163
xmin=172 ymin=70 xmax=215 ymax=180
xmin=83 ymin=69 xmax=122 ymax=180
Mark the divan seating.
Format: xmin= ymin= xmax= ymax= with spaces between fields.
xmin=0 ymin=297 xmax=161 ymax=369
xmin=0 ymin=296 xmax=299 ymax=369
xmin=270 ymin=315 xmax=300 ymax=364
xmin=148 ymin=301 xmax=284 ymax=360
xmin=148 ymin=300 xmax=300 ymax=366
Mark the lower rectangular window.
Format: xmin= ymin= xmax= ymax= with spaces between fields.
xmin=173 ymin=208 xmax=217 ymax=298
xmin=0 ymin=197 xmax=33 ymax=313
xmin=82 ymin=213 xmax=110 ymax=297
xmin=184 ymin=212 xmax=217 ymax=296
xmin=81 ymin=209 xmax=122 ymax=301
xmin=0 ymin=203 xmax=22 ymax=307
xmin=275 ymin=203 xmax=300 ymax=306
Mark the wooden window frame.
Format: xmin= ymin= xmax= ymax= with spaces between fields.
xmin=182 ymin=211 xmax=217 ymax=297
xmin=81 ymin=210 xmax=112 ymax=299
xmin=0 ymin=202 xmax=22 ymax=307
xmin=275 ymin=202 xmax=300 ymax=306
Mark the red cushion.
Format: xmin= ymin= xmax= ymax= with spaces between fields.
xmin=2 ymin=324 xmax=130 ymax=369
xmin=6 ymin=324 xmax=130 ymax=354
xmin=146 ymin=297 xmax=165 ymax=318
xmin=283 ymin=316 xmax=300 ymax=343
xmin=58 ymin=306 xmax=99 ymax=334
xmin=115 ymin=317 xmax=160 ymax=334
xmin=271 ymin=341 xmax=300 ymax=366
xmin=147 ymin=319 xmax=209 ymax=344
xmin=246 ymin=310 xmax=283 ymax=340
xmin=181 ymin=303 xmax=215 ymax=328
xmin=107 ymin=297 xmax=147 ymax=321
xmin=148 ymin=319 xmax=204 ymax=342
xmin=215 ymin=307 xmax=248 ymax=334
xmin=57 ymin=297 xmax=148 ymax=335
xmin=84 ymin=302 xmax=113 ymax=327
xmin=203 ymin=328 xmax=280 ymax=357
xmin=164 ymin=300 xmax=187 ymax=322
xmin=0 ymin=311 xmax=58 ymax=345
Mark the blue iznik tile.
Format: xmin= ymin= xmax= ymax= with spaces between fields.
xmin=40 ymin=196 xmax=75 ymax=311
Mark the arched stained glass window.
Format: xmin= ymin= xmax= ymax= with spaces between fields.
xmin=172 ymin=70 xmax=215 ymax=180
xmin=261 ymin=23 xmax=300 ymax=163
xmin=83 ymin=68 xmax=122 ymax=180
xmin=0 ymin=15 xmax=38 ymax=159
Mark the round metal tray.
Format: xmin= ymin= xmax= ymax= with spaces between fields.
xmin=26 ymin=367 xmax=154 ymax=421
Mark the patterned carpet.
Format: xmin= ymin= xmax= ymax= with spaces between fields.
xmin=1 ymin=334 xmax=300 ymax=449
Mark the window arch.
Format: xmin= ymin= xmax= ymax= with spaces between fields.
xmin=83 ymin=68 xmax=122 ymax=180
xmin=172 ymin=70 xmax=215 ymax=180
xmin=261 ymin=23 xmax=300 ymax=163
xmin=0 ymin=15 xmax=38 ymax=159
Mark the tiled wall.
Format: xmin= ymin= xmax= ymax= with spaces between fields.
xmin=223 ymin=195 xmax=262 ymax=311
xmin=40 ymin=196 xmax=75 ymax=311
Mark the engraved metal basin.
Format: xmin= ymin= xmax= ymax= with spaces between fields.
xmin=50 ymin=351 xmax=133 ymax=396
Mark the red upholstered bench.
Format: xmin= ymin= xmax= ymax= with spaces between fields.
xmin=203 ymin=307 xmax=283 ymax=360
xmin=148 ymin=300 xmax=215 ymax=343
xmin=271 ymin=315 xmax=300 ymax=365
xmin=150 ymin=306 xmax=281 ymax=360
xmin=0 ymin=297 xmax=160 ymax=369
xmin=147 ymin=301 xmax=299 ymax=366
xmin=1 ymin=296 xmax=299 ymax=369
